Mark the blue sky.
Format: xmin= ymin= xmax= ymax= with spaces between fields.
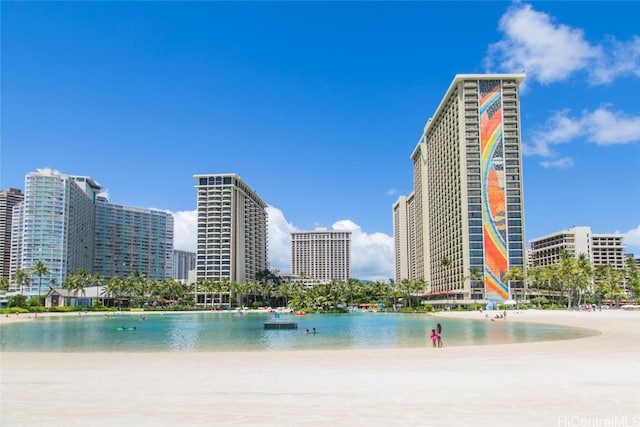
xmin=2 ymin=1 xmax=639 ymax=281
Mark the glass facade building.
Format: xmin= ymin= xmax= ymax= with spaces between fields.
xmin=10 ymin=169 xmax=174 ymax=295
xmin=10 ymin=169 xmax=99 ymax=294
xmin=94 ymin=202 xmax=174 ymax=280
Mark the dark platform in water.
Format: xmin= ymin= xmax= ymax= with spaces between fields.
xmin=264 ymin=320 xmax=298 ymax=330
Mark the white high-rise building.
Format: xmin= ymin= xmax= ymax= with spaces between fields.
xmin=291 ymin=228 xmax=351 ymax=282
xmin=10 ymin=168 xmax=175 ymax=295
xmin=394 ymin=74 xmax=527 ymax=303
xmin=10 ymin=169 xmax=99 ymax=294
xmin=194 ymin=174 xmax=268 ymax=283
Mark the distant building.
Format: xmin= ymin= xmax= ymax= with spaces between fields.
xmin=0 ymin=188 xmax=24 ymax=279
xmin=194 ymin=174 xmax=268 ymax=283
xmin=94 ymin=201 xmax=174 ymax=280
xmin=291 ymin=228 xmax=351 ymax=283
xmin=173 ymin=249 xmax=196 ymax=283
xmin=10 ymin=168 xmax=174 ymax=295
xmin=393 ymin=195 xmax=413 ymax=282
xmin=394 ymin=74 xmax=527 ymax=303
xmin=529 ymin=226 xmax=625 ymax=270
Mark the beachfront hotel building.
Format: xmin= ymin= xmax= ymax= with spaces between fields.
xmin=9 ymin=168 xmax=174 ymax=295
xmin=194 ymin=174 xmax=268 ymax=283
xmin=291 ymin=228 xmax=351 ymax=283
xmin=529 ymin=226 xmax=625 ymax=270
xmin=0 ymin=188 xmax=24 ymax=279
xmin=10 ymin=169 xmax=100 ymax=294
xmin=93 ymin=201 xmax=174 ymax=281
xmin=394 ymin=74 xmax=527 ymax=304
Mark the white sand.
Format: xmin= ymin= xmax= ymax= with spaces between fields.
xmin=1 ymin=309 xmax=639 ymax=427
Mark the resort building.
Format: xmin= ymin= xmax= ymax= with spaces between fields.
xmin=173 ymin=249 xmax=196 ymax=283
xmin=10 ymin=169 xmax=100 ymax=295
xmin=0 ymin=188 xmax=24 ymax=279
xmin=194 ymin=174 xmax=268 ymax=283
xmin=394 ymin=74 xmax=527 ymax=304
xmin=9 ymin=168 xmax=174 ymax=295
xmin=291 ymin=228 xmax=351 ymax=283
xmin=93 ymin=201 xmax=174 ymax=281
xmin=529 ymin=226 xmax=625 ymax=270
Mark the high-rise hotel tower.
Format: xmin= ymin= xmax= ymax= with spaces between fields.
xmin=394 ymin=74 xmax=526 ymax=303
xmin=194 ymin=174 xmax=268 ymax=283
xmin=291 ymin=228 xmax=351 ymax=283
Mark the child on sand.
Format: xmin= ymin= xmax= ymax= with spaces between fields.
xmin=430 ymin=329 xmax=438 ymax=348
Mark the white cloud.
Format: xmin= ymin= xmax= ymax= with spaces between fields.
xmin=583 ymin=108 xmax=640 ymax=146
xmin=525 ymin=106 xmax=640 ymax=168
xmin=172 ymin=206 xmax=394 ymax=282
xmin=485 ymin=3 xmax=639 ymax=86
xmin=266 ymin=206 xmax=296 ymax=272
xmin=486 ymin=3 xmax=600 ymax=85
xmin=539 ymin=157 xmax=574 ymax=169
xmin=332 ymin=219 xmax=394 ymax=282
xmin=590 ymin=36 xmax=640 ymax=85
xmin=623 ymin=225 xmax=640 ymax=251
xmin=173 ymin=210 xmax=197 ymax=251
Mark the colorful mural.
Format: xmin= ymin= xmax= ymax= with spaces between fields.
xmin=479 ymin=81 xmax=509 ymax=301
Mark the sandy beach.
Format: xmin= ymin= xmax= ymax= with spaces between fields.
xmin=1 ymin=309 xmax=639 ymax=427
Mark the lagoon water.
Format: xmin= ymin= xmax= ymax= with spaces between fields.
xmin=0 ymin=312 xmax=596 ymax=352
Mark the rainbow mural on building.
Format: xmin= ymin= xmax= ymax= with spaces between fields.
xmin=479 ymin=81 xmax=509 ymax=301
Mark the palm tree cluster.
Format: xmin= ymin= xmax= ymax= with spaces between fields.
xmin=191 ymin=277 xmax=408 ymax=312
xmin=527 ymin=252 xmax=640 ymax=307
xmin=51 ymin=270 xmax=426 ymax=312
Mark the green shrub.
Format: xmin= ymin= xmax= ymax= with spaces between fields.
xmin=7 ymin=294 xmax=28 ymax=308
xmin=0 ymin=307 xmax=29 ymax=314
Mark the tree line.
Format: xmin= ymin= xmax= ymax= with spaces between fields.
xmin=3 ymin=253 xmax=638 ymax=311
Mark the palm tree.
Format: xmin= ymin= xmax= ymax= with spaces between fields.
xmin=466 ymin=266 xmax=484 ymax=301
xmin=503 ymin=266 xmax=525 ymax=301
xmin=594 ymin=264 xmax=625 ymax=307
xmin=624 ymin=257 xmax=640 ymax=301
xmin=12 ymin=269 xmax=31 ymax=295
xmin=62 ymin=271 xmax=87 ymax=306
xmin=126 ymin=271 xmax=146 ymax=307
xmin=104 ymin=277 xmax=126 ymax=309
xmin=246 ymin=280 xmax=260 ymax=307
xmin=575 ymin=254 xmax=592 ymax=307
xmin=557 ymin=251 xmax=581 ymax=308
xmin=0 ymin=276 xmax=9 ymax=291
xmin=32 ymin=260 xmax=50 ymax=306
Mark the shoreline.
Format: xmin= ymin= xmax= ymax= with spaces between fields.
xmin=2 ymin=309 xmax=639 ymax=426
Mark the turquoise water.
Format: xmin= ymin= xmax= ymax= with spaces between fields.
xmin=0 ymin=312 xmax=596 ymax=352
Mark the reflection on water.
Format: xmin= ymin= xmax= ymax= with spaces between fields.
xmin=0 ymin=312 xmax=597 ymax=352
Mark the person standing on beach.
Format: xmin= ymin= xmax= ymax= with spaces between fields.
xmin=436 ymin=323 xmax=443 ymax=347
xmin=430 ymin=329 xmax=438 ymax=348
